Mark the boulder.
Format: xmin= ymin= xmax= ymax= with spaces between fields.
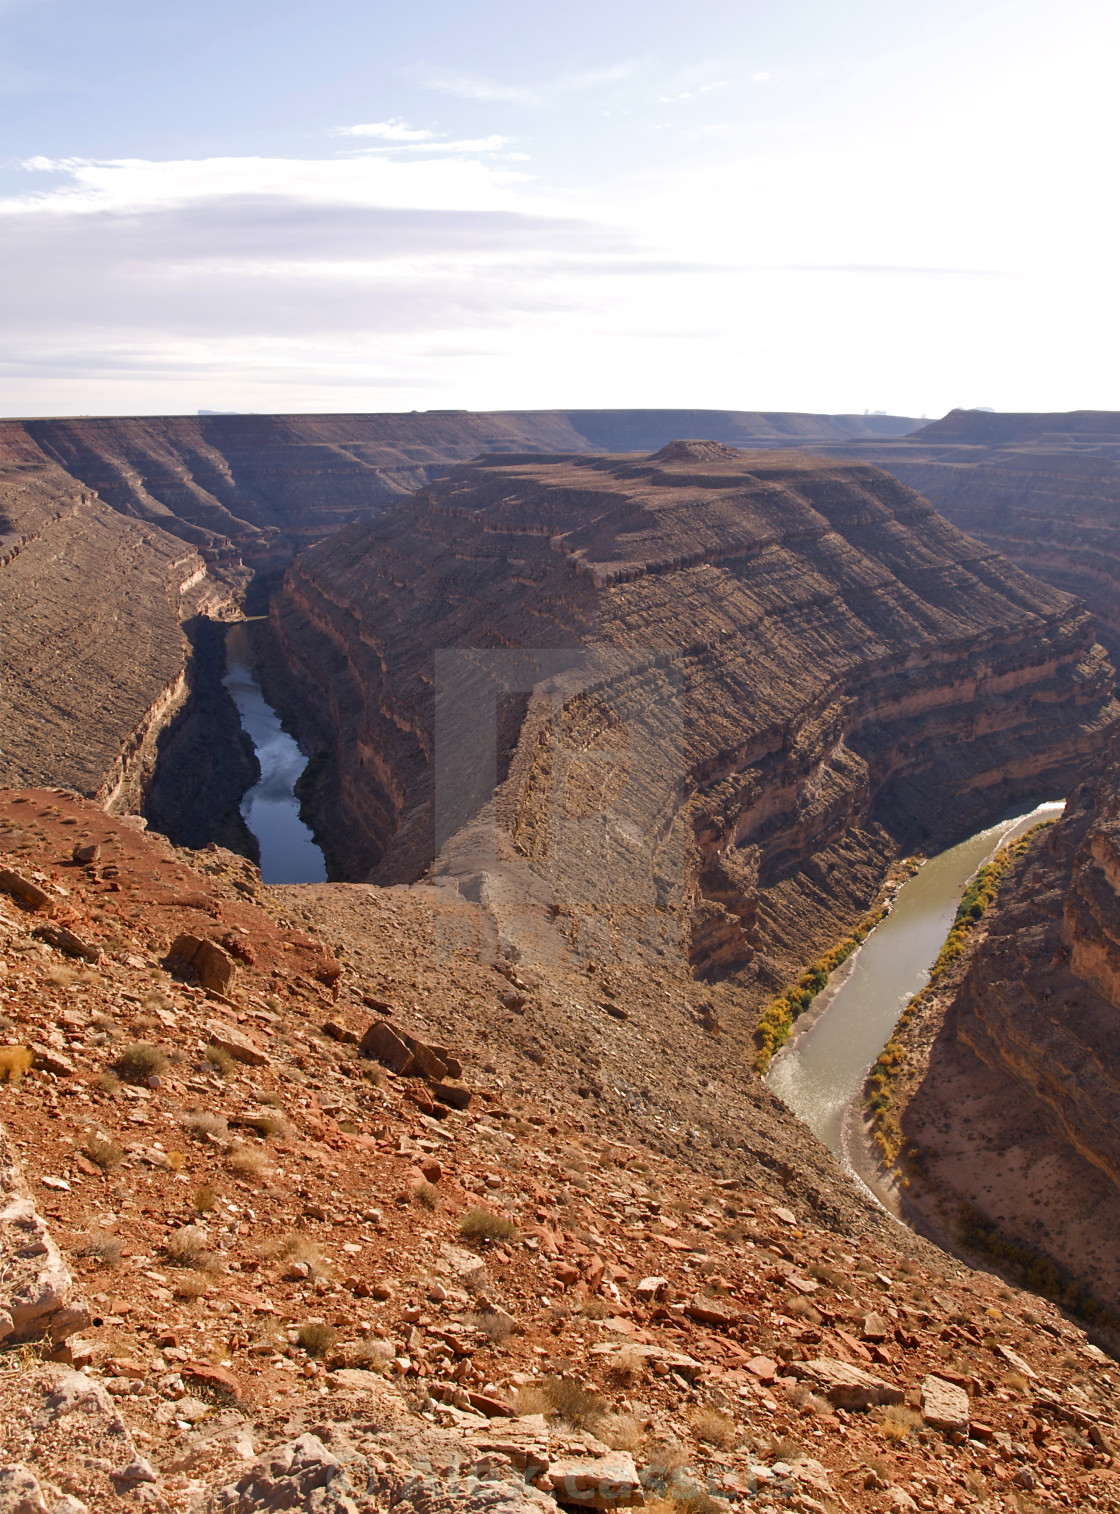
xmin=684 ymin=1292 xmax=739 ymax=1327
xmin=0 ymin=1465 xmax=51 ymax=1514
xmin=204 ymin=1020 xmax=267 ymax=1068
xmin=544 ymin=1451 xmax=644 ymax=1509
xmin=360 ymin=1020 xmax=415 ymax=1073
xmin=0 ymin=869 xmax=52 ymax=914
xmin=165 ymin=934 xmax=237 ymax=995
xmin=791 ymin=1357 xmax=904 ymax=1409
xmin=921 ymin=1375 xmax=970 ymax=1434
xmin=201 ymin=1434 xmax=352 ymax=1513
xmin=31 ymin=924 xmax=99 ymax=963
xmin=1 ymin=1132 xmax=90 ymax=1346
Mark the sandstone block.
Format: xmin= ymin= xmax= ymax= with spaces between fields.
xmin=633 ymin=1276 xmax=669 ymax=1301
xmin=0 ymin=1172 xmax=90 ymax=1346
xmin=360 ymin=1020 xmax=414 ymax=1073
xmin=861 ymin=1311 xmax=891 ymax=1342
xmin=0 ymin=1465 xmax=51 ymax=1514
xmin=29 ymin=1046 xmax=75 ymax=1079
xmin=204 ymin=1020 xmax=267 ymax=1068
xmin=432 ymin=1081 xmax=473 ymax=1110
xmin=684 ymin=1292 xmax=739 ymax=1327
xmin=165 ymin=934 xmax=237 ymax=995
xmin=920 ymin=1374 xmax=970 ymax=1434
xmin=544 ymin=1451 xmax=644 ymax=1508
xmin=71 ymin=842 xmax=100 ymax=864
xmin=31 ymin=924 xmax=99 ymax=963
xmin=0 ymin=869 xmax=52 ymax=914
xmin=792 ymin=1357 xmax=904 ymax=1409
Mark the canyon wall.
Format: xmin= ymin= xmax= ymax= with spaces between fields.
xmin=893 ymin=742 xmax=1120 ymax=1313
xmin=270 ymin=442 xmax=1119 ymax=1001
xmin=826 ymin=410 xmax=1120 ymax=662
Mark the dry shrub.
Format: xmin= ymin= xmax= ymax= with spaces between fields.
xmin=227 ymin=1144 xmax=270 ymax=1179
xmin=689 ymin=1405 xmax=739 ymax=1449
xmin=581 ymin=1296 xmax=609 ymax=1319
xmin=264 ymin=1232 xmax=331 ymax=1280
xmin=165 ymin=1224 xmax=221 ymax=1272
xmin=183 ymin=1111 xmax=229 ymax=1143
xmin=346 ymin=1337 xmax=396 ymax=1374
xmin=540 ymin=1374 xmax=607 ymax=1430
xmin=469 ymin=1310 xmax=514 ymax=1345
xmin=642 ymin=1442 xmax=691 ymax=1477
xmin=83 ymin=1133 xmax=124 ymax=1170
xmin=0 ymin=1046 xmax=34 ymax=1083
xmin=411 ymin=1179 xmax=441 ymax=1211
xmin=46 ymin=964 xmax=80 ymax=988
xmin=94 ymin=1070 xmax=120 ymax=1094
xmin=297 ymin=1321 xmax=338 ymax=1357
xmin=808 ymin=1262 xmax=841 ymax=1287
xmin=768 ymin=1433 xmax=805 ymax=1462
xmin=74 ymin=1230 xmax=122 ymax=1268
xmin=244 ymin=1112 xmax=291 ymax=1139
xmin=114 ymin=1042 xmax=168 ymax=1083
xmin=784 ymin=1295 xmax=822 ymax=1325
xmin=878 ymin=1405 xmax=922 ymax=1443
xmin=459 ymin=1207 xmax=517 ymax=1244
xmin=205 ymin=1045 xmax=236 ymax=1077
xmin=193 ymin=1183 xmax=218 ymax=1213
xmin=608 ymin=1345 xmax=648 ymax=1385
xmin=166 ymin=1150 xmax=186 ymax=1172
xmin=599 ymin=1413 xmax=644 ymax=1454
xmin=173 ymin=1273 xmax=210 ymax=1301
xmin=257 ymin=1089 xmax=285 ymax=1107
xmin=512 ymin=1383 xmax=551 ymax=1417
xmin=1004 ymin=1371 xmax=1031 ymax=1394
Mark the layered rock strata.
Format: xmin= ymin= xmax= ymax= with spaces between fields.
xmin=818 ymin=409 xmax=1120 ymax=662
xmin=892 ymin=740 xmax=1120 ymax=1312
xmin=271 ymin=444 xmax=1118 ymax=995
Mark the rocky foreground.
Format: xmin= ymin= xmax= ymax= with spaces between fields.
xmin=2 ymin=791 xmax=1120 ymax=1513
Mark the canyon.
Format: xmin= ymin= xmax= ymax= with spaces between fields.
xmin=6 ymin=408 xmax=1120 ymax=1512
xmin=270 ymin=442 xmax=1117 ymax=1015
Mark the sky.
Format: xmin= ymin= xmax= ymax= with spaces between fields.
xmin=1 ymin=0 xmax=1118 ymax=418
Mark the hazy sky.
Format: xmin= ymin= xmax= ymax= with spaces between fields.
xmin=1 ymin=0 xmax=1117 ymax=417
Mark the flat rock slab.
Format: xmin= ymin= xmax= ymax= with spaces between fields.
xmin=792 ymin=1357 xmax=904 ymax=1409
xmin=544 ymin=1451 xmax=644 ymax=1508
xmin=921 ymin=1374 xmax=970 ymax=1433
xmin=0 ymin=1129 xmax=89 ymax=1346
xmin=204 ymin=1020 xmax=267 ymax=1068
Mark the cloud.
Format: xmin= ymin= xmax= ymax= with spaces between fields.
xmin=415 ymin=60 xmax=640 ymax=106
xmin=331 ymin=118 xmax=436 ymax=141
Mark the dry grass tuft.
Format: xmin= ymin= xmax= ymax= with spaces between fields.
xmin=784 ymin=1295 xmax=822 ymax=1325
xmin=768 ymin=1433 xmax=805 ymax=1462
xmin=182 ymin=1111 xmax=229 ymax=1142
xmin=244 ymin=1111 xmax=291 ymax=1139
xmin=227 ymin=1144 xmax=270 ymax=1178
xmin=205 ymin=1045 xmax=236 ymax=1077
xmin=83 ymin=1133 xmax=124 ymax=1169
xmin=264 ymin=1232 xmax=331 ymax=1280
xmin=608 ymin=1344 xmax=648 ymax=1385
xmin=689 ymin=1406 xmax=739 ymax=1449
xmin=599 ymin=1413 xmax=644 ymax=1454
xmin=94 ymin=1070 xmax=120 ymax=1094
xmin=0 ymin=1046 xmax=34 ymax=1083
xmin=469 ymin=1310 xmax=514 ymax=1345
xmin=296 ymin=1322 xmax=338 ymax=1357
xmin=539 ymin=1374 xmax=607 ymax=1430
xmin=114 ymin=1042 xmax=168 ymax=1083
xmin=411 ymin=1179 xmax=441 ymax=1210
xmin=173 ymin=1273 xmax=210 ymax=1301
xmin=459 ymin=1207 xmax=517 ymax=1244
xmin=878 ymin=1405 xmax=923 ymax=1443
xmin=165 ymin=1224 xmax=221 ymax=1272
xmin=74 ymin=1230 xmax=123 ymax=1268
xmin=193 ymin=1183 xmax=218 ymax=1213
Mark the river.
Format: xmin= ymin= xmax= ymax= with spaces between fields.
xmin=222 ymin=622 xmax=327 ymax=885
xmin=765 ymin=801 xmax=1064 ymax=1185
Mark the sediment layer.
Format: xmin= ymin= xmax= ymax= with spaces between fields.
xmin=271 ymin=445 xmax=1118 ymax=1001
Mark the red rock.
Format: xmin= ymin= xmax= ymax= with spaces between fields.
xmin=466 ymin=1390 xmax=515 ymax=1417
xmin=420 ymin=1158 xmax=442 ymax=1184
xmin=181 ymin=1361 xmax=241 ymax=1398
xmin=747 ymin=1355 xmax=778 ymax=1382
xmin=556 ymin=1263 xmax=581 ymax=1286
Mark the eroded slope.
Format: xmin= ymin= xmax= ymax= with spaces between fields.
xmin=271 ymin=445 xmax=1118 ymax=1012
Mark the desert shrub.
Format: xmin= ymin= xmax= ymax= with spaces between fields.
xmin=83 ymin=1133 xmax=124 ymax=1170
xmin=512 ymin=1383 xmax=551 ymax=1417
xmin=165 ymin=1224 xmax=220 ymax=1272
xmin=470 ymin=1310 xmax=514 ymax=1344
xmin=689 ymin=1406 xmax=738 ymax=1449
xmin=257 ymin=1089 xmax=285 ymax=1107
xmin=599 ymin=1413 xmax=644 ymax=1454
xmin=264 ymin=1232 xmax=331 ymax=1280
xmin=878 ymin=1405 xmax=922 ymax=1443
xmin=768 ymin=1433 xmax=805 ymax=1462
xmin=205 ymin=1045 xmax=236 ymax=1077
xmin=348 ymin=1337 xmax=395 ymax=1373
xmin=227 ymin=1144 xmax=270 ymax=1178
xmin=581 ymin=1296 xmax=609 ymax=1319
xmin=193 ymin=1183 xmax=218 ymax=1213
xmin=297 ymin=1322 xmax=338 ymax=1357
xmin=182 ymin=1111 xmax=229 ymax=1142
xmin=784 ymin=1296 xmax=822 ymax=1325
xmin=114 ymin=1042 xmax=168 ymax=1083
xmin=244 ymin=1111 xmax=291 ymax=1139
xmin=459 ymin=1207 xmax=517 ymax=1244
xmin=411 ymin=1180 xmax=441 ymax=1210
xmin=173 ymin=1273 xmax=210 ymax=1301
xmin=540 ymin=1374 xmax=607 ymax=1429
xmin=1004 ymin=1371 xmax=1031 ymax=1394
xmin=94 ymin=1070 xmax=120 ymax=1094
xmin=0 ymin=1046 xmax=34 ymax=1083
xmin=808 ymin=1262 xmax=841 ymax=1287
xmin=74 ymin=1230 xmax=122 ymax=1268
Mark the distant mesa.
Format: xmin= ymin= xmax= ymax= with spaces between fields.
xmin=650 ymin=438 xmax=742 ymax=463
